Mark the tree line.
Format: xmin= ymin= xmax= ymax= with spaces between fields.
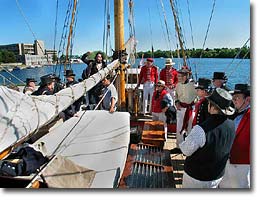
xmin=137 ymin=47 xmax=250 ymax=59
xmin=0 ymin=50 xmax=16 ymax=63
xmin=0 ymin=47 xmax=250 ymax=64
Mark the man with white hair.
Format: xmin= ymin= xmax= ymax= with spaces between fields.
xmin=219 ymin=84 xmax=250 ymax=188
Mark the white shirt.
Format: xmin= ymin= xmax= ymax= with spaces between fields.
xmin=179 ymin=125 xmax=206 ymax=156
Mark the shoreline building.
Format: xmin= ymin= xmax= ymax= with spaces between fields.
xmin=0 ymin=40 xmax=57 ymax=65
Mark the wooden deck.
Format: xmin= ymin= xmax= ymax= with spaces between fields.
xmin=164 ymin=133 xmax=185 ymax=188
xmin=122 ymin=119 xmax=185 ymax=189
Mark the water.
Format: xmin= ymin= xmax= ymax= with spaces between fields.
xmin=0 ymin=58 xmax=250 ymax=89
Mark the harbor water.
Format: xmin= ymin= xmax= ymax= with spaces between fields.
xmin=0 ymin=58 xmax=250 ymax=89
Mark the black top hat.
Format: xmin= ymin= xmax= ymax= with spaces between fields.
xmin=40 ymin=74 xmax=55 ymax=86
xmin=65 ymin=70 xmax=75 ymax=77
xmin=231 ymin=83 xmax=250 ymax=96
xmin=207 ymin=88 xmax=235 ymax=115
xmin=195 ymin=78 xmax=212 ymax=90
xmin=26 ymin=78 xmax=37 ymax=84
xmin=212 ymin=72 xmax=227 ymax=80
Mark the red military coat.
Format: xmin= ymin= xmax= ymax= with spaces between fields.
xmin=230 ymin=108 xmax=250 ymax=164
xmin=138 ymin=65 xmax=158 ymax=85
xmin=159 ymin=67 xmax=178 ymax=88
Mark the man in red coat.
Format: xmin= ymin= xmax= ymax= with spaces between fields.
xmin=219 ymin=84 xmax=250 ymax=188
xmin=135 ymin=58 xmax=158 ymax=115
xmin=159 ymin=58 xmax=178 ymax=100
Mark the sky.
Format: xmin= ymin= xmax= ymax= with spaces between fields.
xmin=0 ymin=0 xmax=250 ymax=56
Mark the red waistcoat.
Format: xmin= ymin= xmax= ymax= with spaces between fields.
xmin=230 ymin=108 xmax=250 ymax=164
xmin=138 ymin=65 xmax=158 ymax=84
xmin=152 ymin=89 xmax=168 ymax=113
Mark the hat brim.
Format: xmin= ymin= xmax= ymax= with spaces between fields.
xmin=65 ymin=74 xmax=75 ymax=77
xmin=207 ymin=97 xmax=235 ymax=115
xmin=221 ymin=106 xmax=235 ymax=115
xmin=165 ymin=62 xmax=175 ymax=66
xmin=156 ymin=84 xmax=165 ymax=87
xmin=195 ymin=86 xmax=205 ymax=90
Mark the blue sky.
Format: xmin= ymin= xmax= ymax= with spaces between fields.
xmin=0 ymin=0 xmax=250 ymax=55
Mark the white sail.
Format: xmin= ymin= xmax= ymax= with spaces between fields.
xmin=0 ymin=59 xmax=120 ymax=154
xmin=33 ymin=110 xmax=130 ymax=188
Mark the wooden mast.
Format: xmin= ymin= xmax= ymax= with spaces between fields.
xmin=114 ymin=0 xmax=126 ymax=110
xmin=169 ymin=0 xmax=187 ymax=67
xmin=64 ymin=0 xmax=77 ymax=71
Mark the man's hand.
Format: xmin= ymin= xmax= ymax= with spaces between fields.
xmin=162 ymin=107 xmax=168 ymax=113
xmin=109 ymin=107 xmax=115 ymax=113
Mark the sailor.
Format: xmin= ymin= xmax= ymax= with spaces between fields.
xmin=172 ymin=67 xmax=197 ymax=153
xmin=159 ymin=58 xmax=178 ymax=100
xmin=23 ymin=78 xmax=37 ymax=95
xmin=81 ymin=51 xmax=107 ymax=109
xmin=151 ymin=80 xmax=173 ymax=139
xmin=212 ymin=71 xmax=230 ymax=91
xmin=135 ymin=58 xmax=158 ymax=115
xmin=101 ymin=74 xmax=118 ymax=113
xmin=32 ymin=74 xmax=55 ymax=95
xmin=219 ymin=84 xmax=250 ymax=188
xmin=179 ymin=88 xmax=235 ymax=188
xmin=65 ymin=69 xmax=78 ymax=87
xmin=51 ymin=74 xmax=64 ymax=93
xmin=192 ymin=78 xmax=212 ymax=127
xmin=62 ymin=70 xmax=82 ymax=120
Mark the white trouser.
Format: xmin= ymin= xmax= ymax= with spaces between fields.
xmin=182 ymin=171 xmax=223 ymax=188
xmin=176 ymin=107 xmax=194 ymax=147
xmin=152 ymin=112 xmax=167 ymax=139
xmin=143 ymin=82 xmax=154 ymax=114
xmin=219 ymin=159 xmax=250 ymax=188
xmin=166 ymin=87 xmax=175 ymax=103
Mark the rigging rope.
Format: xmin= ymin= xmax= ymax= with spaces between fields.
xmin=197 ymin=0 xmax=216 ymax=62
xmin=1 ymin=68 xmax=26 ymax=85
xmin=226 ymin=49 xmax=250 ymax=80
xmin=156 ymin=0 xmax=171 ymax=54
xmin=52 ymin=0 xmax=59 ymax=69
xmin=15 ymin=0 xmax=46 ymax=59
xmin=224 ymin=37 xmax=250 ymax=73
xmin=103 ymin=0 xmax=112 ymax=63
xmin=160 ymin=0 xmax=173 ymax=58
xmin=185 ymin=0 xmax=197 ymax=77
xmin=57 ymin=0 xmax=73 ymax=77
xmin=148 ymin=7 xmax=154 ymax=58
xmin=0 ymin=73 xmax=16 ymax=85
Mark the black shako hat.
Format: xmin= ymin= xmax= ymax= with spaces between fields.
xmin=207 ymin=88 xmax=235 ymax=115
xmin=40 ymin=74 xmax=55 ymax=86
xmin=195 ymin=78 xmax=212 ymax=90
xmin=26 ymin=78 xmax=37 ymax=84
xmin=212 ymin=72 xmax=227 ymax=80
xmin=230 ymin=83 xmax=250 ymax=96
xmin=65 ymin=69 xmax=75 ymax=77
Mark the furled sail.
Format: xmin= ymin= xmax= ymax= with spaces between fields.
xmin=125 ymin=36 xmax=137 ymax=65
xmin=0 ymin=59 xmax=120 ymax=154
